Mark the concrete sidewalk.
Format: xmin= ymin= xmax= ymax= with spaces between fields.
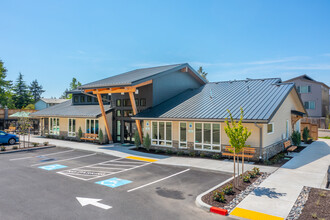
xmin=230 ymin=139 xmax=330 ymax=220
xmin=29 ymin=136 xmax=277 ymax=174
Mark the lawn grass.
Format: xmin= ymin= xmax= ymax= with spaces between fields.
xmin=319 ymin=136 xmax=330 ymax=139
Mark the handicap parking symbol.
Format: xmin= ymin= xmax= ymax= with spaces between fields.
xmin=38 ymin=164 xmax=68 ymax=171
xmin=95 ymin=177 xmax=132 ymax=188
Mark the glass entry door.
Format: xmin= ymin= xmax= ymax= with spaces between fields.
xmin=123 ymin=121 xmax=137 ymax=143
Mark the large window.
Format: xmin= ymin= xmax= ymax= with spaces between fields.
xmin=267 ymin=123 xmax=274 ymax=134
xmin=86 ymin=119 xmax=99 ymax=135
xmin=304 ymin=101 xmax=315 ymax=109
xmin=297 ymin=85 xmax=311 ymax=94
xmin=49 ymin=118 xmax=59 ymax=135
xmin=151 ymin=121 xmax=172 ymax=147
xmin=68 ymin=118 xmax=76 ymax=137
xmin=179 ymin=122 xmax=187 ymax=148
xmin=194 ymin=123 xmax=220 ymax=151
xmin=140 ymin=98 xmax=146 ymax=106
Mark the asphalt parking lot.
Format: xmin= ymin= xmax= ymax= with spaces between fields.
xmin=1 ymin=147 xmax=234 ymax=220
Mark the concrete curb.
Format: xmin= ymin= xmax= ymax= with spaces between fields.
xmin=195 ymin=176 xmax=234 ymax=215
xmin=0 ymin=145 xmax=56 ymax=154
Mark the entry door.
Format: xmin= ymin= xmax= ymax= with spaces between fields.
xmin=123 ymin=121 xmax=137 ymax=143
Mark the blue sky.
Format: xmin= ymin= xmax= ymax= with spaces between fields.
xmin=1 ymin=0 xmax=330 ymax=97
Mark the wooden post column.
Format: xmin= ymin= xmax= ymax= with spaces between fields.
xmin=96 ymin=93 xmax=113 ymax=142
xmin=128 ymin=92 xmax=143 ymax=144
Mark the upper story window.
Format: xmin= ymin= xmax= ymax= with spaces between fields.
xmin=304 ymin=101 xmax=315 ymax=109
xmin=297 ymin=85 xmax=311 ymax=94
xmin=87 ymin=96 xmax=92 ymax=103
xmin=80 ymin=96 xmax=85 ymax=102
xmin=73 ymin=96 xmax=79 ymax=103
xmin=123 ymin=99 xmax=131 ymax=107
xmin=116 ymin=99 xmax=121 ymax=107
xmin=267 ymin=123 xmax=274 ymax=134
xmin=140 ymin=98 xmax=146 ymax=106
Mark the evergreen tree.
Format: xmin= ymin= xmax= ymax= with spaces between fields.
xmin=12 ymin=73 xmax=32 ymax=109
xmin=0 ymin=59 xmax=14 ymax=108
xmin=29 ymin=79 xmax=45 ymax=102
xmin=197 ymin=66 xmax=208 ymax=80
xmin=60 ymin=77 xmax=82 ymax=99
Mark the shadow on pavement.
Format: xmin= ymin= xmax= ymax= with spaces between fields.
xmin=252 ymin=187 xmax=287 ymax=198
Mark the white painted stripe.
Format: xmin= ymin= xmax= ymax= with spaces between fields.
xmin=65 ymin=158 xmax=123 ymax=170
xmin=9 ymin=150 xmax=75 ymax=161
xmin=31 ymin=153 xmax=97 ymax=166
xmin=85 ymin=162 xmax=152 ymax=181
xmin=100 ymin=163 xmax=137 ymax=167
xmin=57 ymin=172 xmax=91 ymax=181
xmin=127 ymin=169 xmax=190 ymax=192
xmin=110 ymin=161 xmax=146 ymax=164
xmin=88 ymin=166 xmax=125 ymax=170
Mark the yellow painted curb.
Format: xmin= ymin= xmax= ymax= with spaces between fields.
xmin=230 ymin=207 xmax=284 ymax=220
xmin=126 ymin=156 xmax=158 ymax=162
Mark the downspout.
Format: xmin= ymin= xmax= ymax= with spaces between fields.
xmin=254 ymin=122 xmax=263 ymax=161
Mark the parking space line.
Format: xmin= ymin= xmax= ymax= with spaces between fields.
xmin=30 ymin=153 xmax=97 ymax=166
xmin=127 ymin=169 xmax=190 ymax=192
xmin=9 ymin=150 xmax=75 ymax=161
xmin=101 ymin=164 xmax=138 ymax=167
xmin=84 ymin=163 xmax=152 ymax=181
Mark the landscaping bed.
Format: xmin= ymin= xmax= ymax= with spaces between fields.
xmin=201 ymin=167 xmax=266 ymax=211
xmin=0 ymin=141 xmax=53 ymax=153
xmin=288 ymin=187 xmax=330 ymax=220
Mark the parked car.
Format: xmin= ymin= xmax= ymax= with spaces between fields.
xmin=0 ymin=130 xmax=19 ymax=145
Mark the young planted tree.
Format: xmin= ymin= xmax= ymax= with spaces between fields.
xmin=224 ymin=107 xmax=252 ymax=188
xmin=99 ymin=129 xmax=104 ymax=144
xmin=134 ymin=132 xmax=141 ymax=149
xmin=143 ymin=133 xmax=151 ymax=151
xmin=29 ymin=79 xmax=45 ymax=102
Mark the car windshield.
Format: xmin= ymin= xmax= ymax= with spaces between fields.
xmin=0 ymin=131 xmax=7 ymax=135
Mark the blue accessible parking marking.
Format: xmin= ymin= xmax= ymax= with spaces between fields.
xmin=95 ymin=177 xmax=132 ymax=188
xmin=38 ymin=164 xmax=68 ymax=171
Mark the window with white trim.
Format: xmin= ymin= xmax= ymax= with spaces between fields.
xmin=49 ymin=118 xmax=59 ymax=135
xmin=151 ymin=121 xmax=172 ymax=147
xmin=267 ymin=123 xmax=274 ymax=134
xmin=304 ymin=101 xmax=315 ymax=109
xmin=86 ymin=119 xmax=99 ymax=135
xmin=179 ymin=122 xmax=187 ymax=148
xmin=68 ymin=118 xmax=76 ymax=137
xmin=194 ymin=123 xmax=221 ymax=151
xmin=297 ymin=85 xmax=311 ymax=93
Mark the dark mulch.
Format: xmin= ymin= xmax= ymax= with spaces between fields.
xmin=201 ymin=171 xmax=262 ymax=208
xmin=294 ymin=146 xmax=306 ymax=153
xmin=298 ymin=188 xmax=330 ymax=220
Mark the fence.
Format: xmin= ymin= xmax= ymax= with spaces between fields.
xmin=300 ymin=122 xmax=318 ymax=140
xmin=301 ymin=117 xmax=328 ymax=129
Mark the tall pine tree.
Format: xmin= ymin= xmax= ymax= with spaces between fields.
xmin=29 ymin=79 xmax=45 ymax=102
xmin=12 ymin=73 xmax=32 ymax=109
xmin=60 ymin=77 xmax=82 ymax=99
xmin=0 ymin=59 xmax=14 ymax=108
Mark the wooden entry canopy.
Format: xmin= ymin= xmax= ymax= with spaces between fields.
xmin=291 ymin=110 xmax=305 ymax=130
xmin=84 ymin=80 xmax=153 ymax=143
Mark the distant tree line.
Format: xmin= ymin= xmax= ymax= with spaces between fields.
xmin=0 ymin=59 xmax=45 ymax=109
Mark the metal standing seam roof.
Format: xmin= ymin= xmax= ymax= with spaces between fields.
xmin=39 ymin=98 xmax=68 ymax=104
xmin=133 ymin=78 xmax=296 ymax=122
xmin=79 ymin=63 xmax=206 ymax=89
xmin=30 ymin=99 xmax=112 ymax=118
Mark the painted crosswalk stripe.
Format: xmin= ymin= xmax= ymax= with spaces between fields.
xmin=31 ymin=153 xmax=96 ymax=166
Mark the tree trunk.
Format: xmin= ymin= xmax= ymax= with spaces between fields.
xmin=237 ymin=155 xmax=240 ymax=187
xmin=233 ymin=149 xmax=236 ymax=188
xmin=242 ymin=149 xmax=244 ymax=175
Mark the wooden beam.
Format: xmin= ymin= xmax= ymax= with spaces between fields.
xmin=128 ymin=92 xmax=143 ymax=144
xmin=96 ymin=93 xmax=112 ymax=142
xmin=131 ymin=80 xmax=153 ymax=88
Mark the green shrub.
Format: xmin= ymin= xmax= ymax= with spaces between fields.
xmin=200 ymin=153 xmax=206 ymax=158
xmin=243 ymin=174 xmax=251 ymax=182
xmin=223 ymin=184 xmax=233 ymax=195
xmin=133 ymin=132 xmax=140 ymax=148
xmin=302 ymin=127 xmax=310 ymax=143
xmin=155 ymin=149 xmax=161 ymax=154
xmin=291 ymin=131 xmax=301 ymax=146
xmin=189 ymin=152 xmax=196 ymax=157
xmin=165 ymin=149 xmax=173 ymax=155
xmin=60 ymin=136 xmax=65 ymax=140
xmin=263 ymin=159 xmax=273 ymax=165
xmin=99 ymin=129 xmax=104 ymax=144
xmin=212 ymin=154 xmax=221 ymax=160
xmin=143 ymin=133 xmax=151 ymax=151
xmin=1 ymin=146 xmax=6 ymax=151
xmin=32 ymin=142 xmax=38 ymax=147
xmin=249 ymin=171 xmax=256 ymax=178
xmin=12 ymin=146 xmax=18 ymax=150
xmin=213 ymin=190 xmax=226 ymax=203
xmin=177 ymin=151 xmax=184 ymax=156
xmin=43 ymin=142 xmax=49 ymax=146
xmin=252 ymin=167 xmax=260 ymax=175
xmin=77 ymin=127 xmax=83 ymax=141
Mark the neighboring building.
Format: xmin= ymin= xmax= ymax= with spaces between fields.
xmin=284 ymin=75 xmax=329 ymax=128
xmin=31 ymin=64 xmax=306 ymax=161
xmin=35 ymin=98 xmax=68 ymax=110
xmin=0 ymin=108 xmax=38 ymax=131
xmin=31 ymin=63 xmax=206 ymax=143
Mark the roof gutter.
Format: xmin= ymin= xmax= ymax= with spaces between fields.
xmin=254 ymin=122 xmax=263 ymax=161
xmin=131 ymin=117 xmax=268 ymax=124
